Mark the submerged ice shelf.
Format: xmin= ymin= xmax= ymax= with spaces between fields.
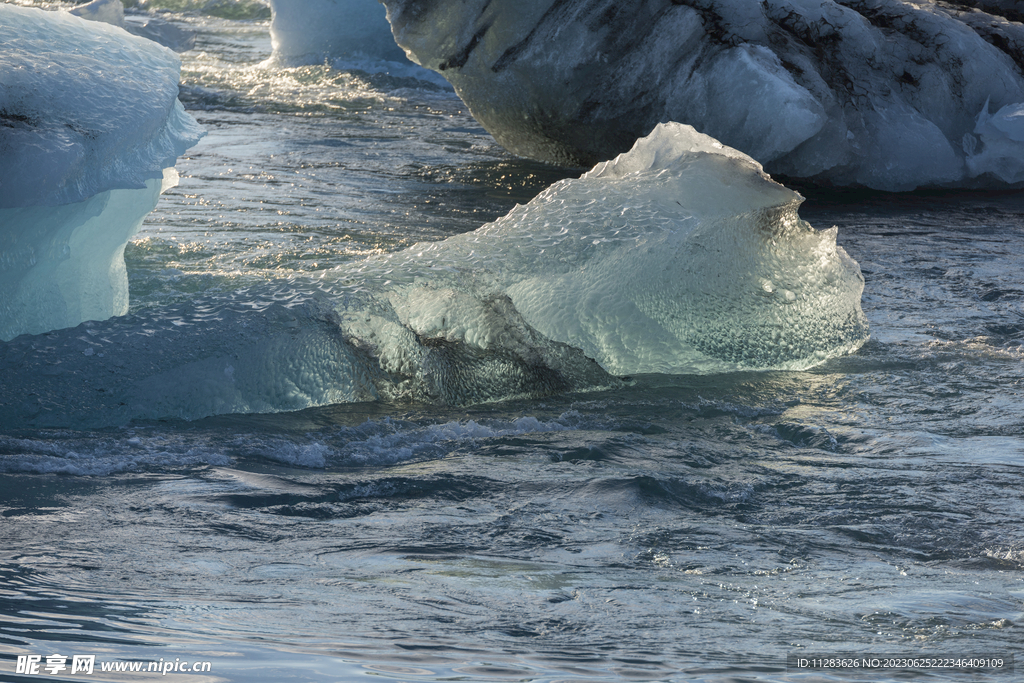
xmin=0 ymin=123 xmax=868 ymax=428
xmin=381 ymin=0 xmax=1024 ymax=190
xmin=0 ymin=4 xmax=203 ymax=340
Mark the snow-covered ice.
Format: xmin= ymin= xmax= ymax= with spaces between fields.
xmin=381 ymin=0 xmax=1024 ymax=190
xmin=0 ymin=4 xmax=204 ymax=340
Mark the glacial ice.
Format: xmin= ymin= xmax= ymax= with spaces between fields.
xmin=69 ymin=0 xmax=125 ymax=26
xmin=966 ymin=100 xmax=1024 ymax=184
xmin=0 ymin=293 xmax=378 ymax=428
xmin=0 ymin=123 xmax=868 ymax=427
xmin=381 ymin=0 xmax=1024 ymax=190
xmin=0 ymin=4 xmax=204 ymax=340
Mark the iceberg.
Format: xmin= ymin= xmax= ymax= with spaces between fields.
xmin=269 ymin=0 xmax=410 ymax=64
xmin=380 ymin=0 xmax=1024 ymax=190
xmin=0 ymin=123 xmax=867 ymax=428
xmin=332 ymin=122 xmax=869 ymax=379
xmin=0 ymin=4 xmax=204 ymax=341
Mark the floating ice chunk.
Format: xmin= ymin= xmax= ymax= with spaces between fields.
xmin=124 ymin=14 xmax=198 ymax=53
xmin=0 ymin=5 xmax=203 ymax=339
xmin=0 ymin=172 xmax=173 ymax=342
xmin=334 ymin=122 xmax=869 ymax=376
xmin=267 ymin=0 xmax=451 ymax=88
xmin=0 ymin=5 xmax=204 ymax=207
xmin=0 ymin=125 xmax=867 ymax=427
xmin=381 ymin=0 xmax=1024 ymax=190
xmin=966 ymin=100 xmax=1024 ymax=184
xmin=68 ymin=0 xmax=196 ymax=53
xmin=269 ymin=0 xmax=408 ymax=64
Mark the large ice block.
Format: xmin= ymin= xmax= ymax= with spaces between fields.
xmin=380 ymin=0 xmax=1024 ymax=190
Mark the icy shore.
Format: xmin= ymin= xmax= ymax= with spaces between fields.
xmin=0 ymin=4 xmax=203 ymax=340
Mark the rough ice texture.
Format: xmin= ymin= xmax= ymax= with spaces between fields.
xmin=0 ymin=4 xmax=204 ymax=208
xmin=269 ymin=0 xmax=410 ymax=64
xmin=0 ymin=5 xmax=203 ymax=340
xmin=332 ymin=122 xmax=869 ymax=380
xmin=0 ymin=293 xmax=375 ymax=428
xmin=381 ymin=0 xmax=1024 ymax=190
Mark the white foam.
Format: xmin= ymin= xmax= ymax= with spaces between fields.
xmin=335 ymin=414 xmax=575 ymax=465
xmin=0 ymin=435 xmax=231 ymax=476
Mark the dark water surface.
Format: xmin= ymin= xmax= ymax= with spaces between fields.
xmin=1 ymin=5 xmax=1022 ymax=682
